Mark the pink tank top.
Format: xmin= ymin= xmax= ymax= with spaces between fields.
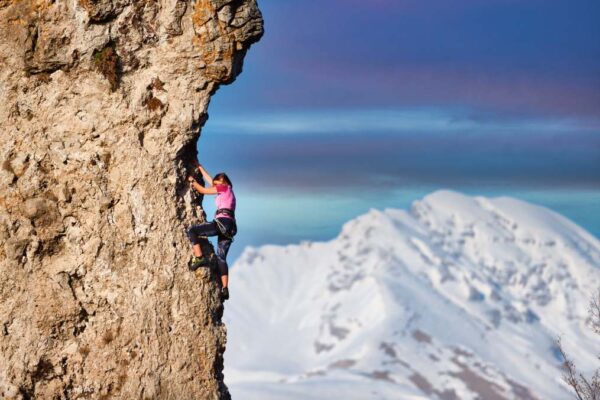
xmin=215 ymin=184 xmax=236 ymax=219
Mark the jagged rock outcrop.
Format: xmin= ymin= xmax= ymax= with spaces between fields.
xmin=0 ymin=1 xmax=263 ymax=399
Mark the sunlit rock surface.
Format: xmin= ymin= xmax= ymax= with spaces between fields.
xmin=0 ymin=1 xmax=262 ymax=398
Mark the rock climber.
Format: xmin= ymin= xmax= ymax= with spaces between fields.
xmin=187 ymin=160 xmax=237 ymax=300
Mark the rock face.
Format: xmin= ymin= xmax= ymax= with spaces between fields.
xmin=0 ymin=1 xmax=263 ymax=399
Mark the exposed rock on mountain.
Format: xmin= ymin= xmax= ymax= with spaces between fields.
xmin=0 ymin=1 xmax=262 ymax=398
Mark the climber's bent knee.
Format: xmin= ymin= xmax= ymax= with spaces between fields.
xmin=187 ymin=221 xmax=219 ymax=244
xmin=187 ymin=227 xmax=200 ymax=245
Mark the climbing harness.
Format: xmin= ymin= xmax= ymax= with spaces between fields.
xmin=215 ymin=208 xmax=235 ymax=218
xmin=215 ymin=217 xmax=237 ymax=240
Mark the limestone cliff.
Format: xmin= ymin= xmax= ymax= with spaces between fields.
xmin=0 ymin=1 xmax=263 ymax=399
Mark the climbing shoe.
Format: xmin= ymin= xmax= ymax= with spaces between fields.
xmin=189 ymin=256 xmax=208 ymax=271
xmin=221 ymin=287 xmax=229 ymax=301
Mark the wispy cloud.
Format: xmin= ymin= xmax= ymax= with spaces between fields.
xmin=208 ymin=108 xmax=600 ymax=135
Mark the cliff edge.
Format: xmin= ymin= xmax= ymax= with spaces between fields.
xmin=0 ymin=1 xmax=263 ymax=398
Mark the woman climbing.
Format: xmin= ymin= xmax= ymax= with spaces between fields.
xmin=187 ymin=160 xmax=237 ymax=300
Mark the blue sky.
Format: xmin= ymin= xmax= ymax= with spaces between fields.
xmin=212 ymin=0 xmax=600 ymax=117
xmin=197 ymin=0 xmax=600 ymax=259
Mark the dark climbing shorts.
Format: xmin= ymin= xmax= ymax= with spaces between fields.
xmin=187 ymin=218 xmax=235 ymax=276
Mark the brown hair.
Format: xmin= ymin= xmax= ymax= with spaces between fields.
xmin=213 ymin=172 xmax=232 ymax=187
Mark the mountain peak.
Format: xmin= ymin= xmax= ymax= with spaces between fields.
xmin=226 ymin=191 xmax=599 ymax=400
xmin=419 ymin=189 xmax=593 ymax=242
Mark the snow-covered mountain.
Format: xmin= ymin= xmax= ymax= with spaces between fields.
xmin=224 ymin=191 xmax=600 ymax=400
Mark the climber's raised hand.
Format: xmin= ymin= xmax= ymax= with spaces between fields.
xmin=196 ymin=163 xmax=214 ymax=187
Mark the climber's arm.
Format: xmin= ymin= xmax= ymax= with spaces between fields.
xmin=188 ymin=176 xmax=218 ymax=195
xmin=194 ymin=160 xmax=214 ymax=186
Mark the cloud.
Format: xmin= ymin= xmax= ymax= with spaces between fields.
xmin=208 ymin=108 xmax=600 ymax=136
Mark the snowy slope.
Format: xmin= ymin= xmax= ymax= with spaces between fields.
xmin=224 ymin=190 xmax=600 ymax=400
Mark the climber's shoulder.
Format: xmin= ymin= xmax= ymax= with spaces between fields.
xmin=215 ymin=184 xmax=232 ymax=194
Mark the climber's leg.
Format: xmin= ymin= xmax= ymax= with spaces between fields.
xmin=192 ymin=244 xmax=202 ymax=257
xmin=187 ymin=222 xmax=219 ymax=269
xmin=216 ymin=238 xmax=232 ymax=291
